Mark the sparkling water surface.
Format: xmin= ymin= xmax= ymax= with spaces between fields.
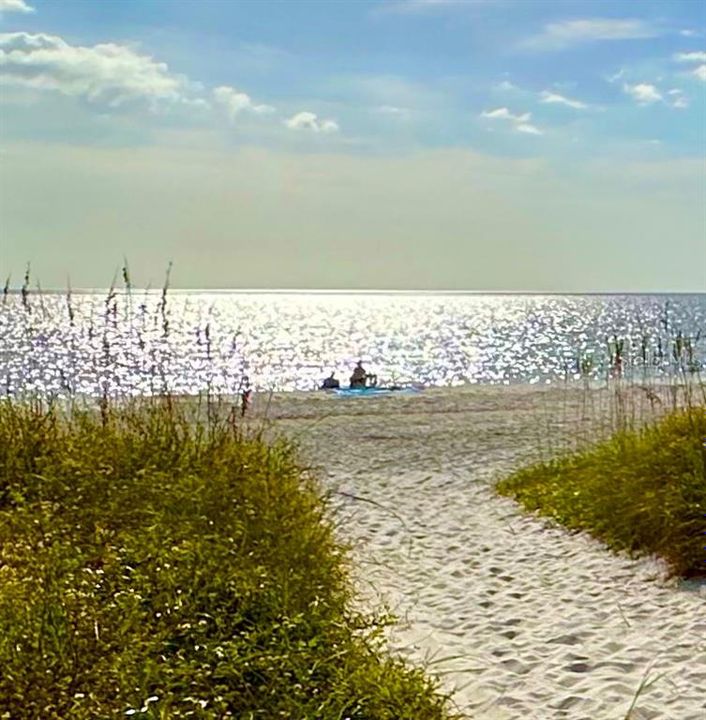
xmin=1 ymin=292 xmax=704 ymax=396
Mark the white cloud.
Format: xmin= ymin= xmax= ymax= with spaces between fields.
xmin=674 ymin=51 xmax=706 ymax=63
xmin=623 ymin=82 xmax=662 ymax=105
xmin=516 ymin=123 xmax=542 ymax=135
xmin=213 ymin=85 xmax=273 ymax=119
xmin=540 ymin=90 xmax=588 ymax=110
xmin=666 ymin=88 xmax=689 ymax=109
xmin=481 ymin=107 xmax=530 ymax=123
xmin=0 ymin=0 xmax=34 ymax=13
xmin=525 ymin=18 xmax=658 ymax=50
xmin=607 ymin=68 xmax=626 ymax=84
xmin=679 ymin=29 xmax=698 ymax=37
xmin=0 ymin=32 xmax=192 ymax=108
xmin=284 ymin=111 xmax=339 ymax=133
xmin=480 ymin=107 xmax=542 ymax=135
xmin=495 ymin=80 xmax=517 ymax=91
xmin=672 ymin=52 xmax=706 ymax=83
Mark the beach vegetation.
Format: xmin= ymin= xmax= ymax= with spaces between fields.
xmin=498 ymin=404 xmax=706 ymax=578
xmin=0 ymin=397 xmax=458 ymax=719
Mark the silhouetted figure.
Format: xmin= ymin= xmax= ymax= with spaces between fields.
xmin=322 ymin=372 xmax=340 ymax=389
xmin=350 ymin=361 xmax=366 ymax=388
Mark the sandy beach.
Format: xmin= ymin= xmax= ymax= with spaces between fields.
xmin=248 ymin=384 xmax=706 ymax=720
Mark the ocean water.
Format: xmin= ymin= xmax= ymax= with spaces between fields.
xmin=1 ymin=291 xmax=704 ymax=397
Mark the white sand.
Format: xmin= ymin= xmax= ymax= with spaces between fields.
xmin=249 ymin=384 xmax=706 ymax=720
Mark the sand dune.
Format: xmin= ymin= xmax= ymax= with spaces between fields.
xmin=249 ymin=385 xmax=706 ymax=719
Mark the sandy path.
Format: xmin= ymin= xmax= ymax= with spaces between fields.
xmin=249 ymin=385 xmax=706 ymax=720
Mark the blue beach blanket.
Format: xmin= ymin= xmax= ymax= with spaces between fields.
xmin=331 ymin=386 xmax=420 ymax=397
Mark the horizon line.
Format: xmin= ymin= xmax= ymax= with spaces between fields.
xmin=3 ymin=288 xmax=705 ymax=296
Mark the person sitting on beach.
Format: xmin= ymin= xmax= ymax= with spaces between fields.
xmin=321 ymin=372 xmax=340 ymax=389
xmin=350 ymin=361 xmax=367 ymax=388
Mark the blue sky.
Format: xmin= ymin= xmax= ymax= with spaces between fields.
xmin=1 ymin=0 xmax=705 ymax=290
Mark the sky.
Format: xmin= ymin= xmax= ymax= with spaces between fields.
xmin=0 ymin=0 xmax=705 ymax=291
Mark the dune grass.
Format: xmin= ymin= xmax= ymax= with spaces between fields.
xmin=497 ymin=405 xmax=706 ymax=578
xmin=0 ymin=397 xmax=458 ymax=719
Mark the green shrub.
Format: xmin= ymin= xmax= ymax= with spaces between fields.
xmin=0 ymin=399 xmax=457 ymax=719
xmin=497 ymin=407 xmax=706 ymax=578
